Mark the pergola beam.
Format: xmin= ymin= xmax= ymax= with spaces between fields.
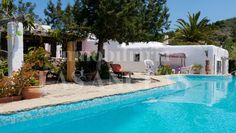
xmin=0 ymin=16 xmax=24 ymax=25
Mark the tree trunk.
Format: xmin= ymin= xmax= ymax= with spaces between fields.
xmin=66 ymin=41 xmax=76 ymax=81
xmin=95 ymin=40 xmax=104 ymax=79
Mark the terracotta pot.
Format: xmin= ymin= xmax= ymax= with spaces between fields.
xmin=35 ymin=71 xmax=47 ymax=86
xmin=86 ymin=72 xmax=97 ymax=81
xmin=193 ymin=71 xmax=201 ymax=74
xmin=205 ymin=65 xmax=211 ymax=74
xmin=0 ymin=96 xmax=22 ymax=103
xmin=192 ymin=69 xmax=201 ymax=74
xmin=22 ymin=86 xmax=43 ymax=99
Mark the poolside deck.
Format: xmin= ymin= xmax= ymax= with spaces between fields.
xmin=0 ymin=73 xmax=175 ymax=114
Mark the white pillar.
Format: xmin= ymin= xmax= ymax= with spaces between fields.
xmin=7 ymin=22 xmax=24 ymax=76
xmin=44 ymin=43 xmax=51 ymax=52
xmin=56 ymin=44 xmax=62 ymax=58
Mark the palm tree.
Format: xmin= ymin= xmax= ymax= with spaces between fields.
xmin=174 ymin=11 xmax=211 ymax=44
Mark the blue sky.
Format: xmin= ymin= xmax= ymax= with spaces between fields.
xmin=24 ymin=0 xmax=236 ymax=29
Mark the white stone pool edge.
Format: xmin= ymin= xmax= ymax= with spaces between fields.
xmin=0 ymin=74 xmax=175 ymax=114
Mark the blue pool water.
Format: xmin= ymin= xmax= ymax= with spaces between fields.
xmin=0 ymin=76 xmax=236 ymax=133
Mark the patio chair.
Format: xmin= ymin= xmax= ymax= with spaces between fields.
xmin=110 ymin=64 xmax=133 ymax=78
xmin=144 ymin=59 xmax=155 ymax=75
xmin=180 ymin=65 xmax=192 ymax=74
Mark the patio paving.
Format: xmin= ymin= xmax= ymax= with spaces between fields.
xmin=0 ymin=73 xmax=175 ymax=114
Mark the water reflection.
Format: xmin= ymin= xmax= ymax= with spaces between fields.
xmin=158 ymin=76 xmax=233 ymax=106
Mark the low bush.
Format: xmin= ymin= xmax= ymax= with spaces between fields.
xmin=0 ymin=63 xmax=37 ymax=98
xmin=157 ymin=65 xmax=173 ymax=75
xmin=191 ymin=64 xmax=202 ymax=74
xmin=76 ymin=53 xmax=110 ymax=80
xmin=24 ymin=47 xmax=55 ymax=71
xmin=99 ymin=60 xmax=110 ymax=79
xmin=0 ymin=77 xmax=17 ymax=98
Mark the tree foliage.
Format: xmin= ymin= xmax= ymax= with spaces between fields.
xmin=170 ymin=12 xmax=236 ymax=60
xmin=172 ymin=11 xmax=211 ymax=44
xmin=143 ymin=0 xmax=170 ymax=41
xmin=44 ymin=0 xmax=63 ymax=30
xmin=0 ymin=0 xmax=38 ymax=30
xmin=44 ymin=0 xmax=87 ymax=44
xmin=74 ymin=0 xmax=170 ymax=43
xmin=209 ymin=18 xmax=236 ymax=60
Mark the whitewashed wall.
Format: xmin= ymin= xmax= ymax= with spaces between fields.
xmin=159 ymin=45 xmax=214 ymax=74
xmin=105 ymin=42 xmax=164 ymax=72
xmin=105 ymin=43 xmax=229 ymax=74
xmin=81 ymin=38 xmax=229 ymax=75
xmin=82 ymin=39 xmax=98 ymax=53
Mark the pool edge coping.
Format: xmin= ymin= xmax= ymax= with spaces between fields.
xmin=0 ymin=77 xmax=176 ymax=115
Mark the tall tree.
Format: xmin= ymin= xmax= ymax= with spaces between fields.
xmin=44 ymin=0 xmax=63 ymax=30
xmin=173 ymin=11 xmax=211 ymax=44
xmin=44 ymin=0 xmax=86 ymax=44
xmin=142 ymin=0 xmax=170 ymax=41
xmin=75 ymin=0 xmax=170 ymax=71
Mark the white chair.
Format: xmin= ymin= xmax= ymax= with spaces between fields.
xmin=180 ymin=65 xmax=192 ymax=74
xmin=144 ymin=59 xmax=155 ymax=75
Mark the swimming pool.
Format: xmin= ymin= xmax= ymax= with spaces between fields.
xmin=0 ymin=76 xmax=236 ymax=133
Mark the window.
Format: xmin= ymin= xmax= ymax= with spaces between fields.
xmin=134 ymin=53 xmax=140 ymax=62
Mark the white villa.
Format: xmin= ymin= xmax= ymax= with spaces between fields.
xmin=80 ymin=39 xmax=229 ymax=75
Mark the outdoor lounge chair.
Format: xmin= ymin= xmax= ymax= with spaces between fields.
xmin=144 ymin=59 xmax=155 ymax=75
xmin=110 ymin=64 xmax=133 ymax=78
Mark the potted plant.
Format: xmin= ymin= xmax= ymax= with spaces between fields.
xmin=13 ymin=63 xmax=43 ymax=100
xmin=22 ymin=77 xmax=43 ymax=99
xmin=157 ymin=65 xmax=173 ymax=75
xmin=0 ymin=76 xmax=22 ymax=103
xmin=191 ymin=64 xmax=203 ymax=74
xmin=25 ymin=47 xmax=55 ymax=86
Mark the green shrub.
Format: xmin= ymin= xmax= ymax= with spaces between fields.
xmin=99 ymin=60 xmax=110 ymax=79
xmin=76 ymin=53 xmax=97 ymax=74
xmin=157 ymin=65 xmax=173 ymax=75
xmin=76 ymin=53 xmax=110 ymax=80
xmin=191 ymin=64 xmax=202 ymax=74
xmin=24 ymin=47 xmax=55 ymax=71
